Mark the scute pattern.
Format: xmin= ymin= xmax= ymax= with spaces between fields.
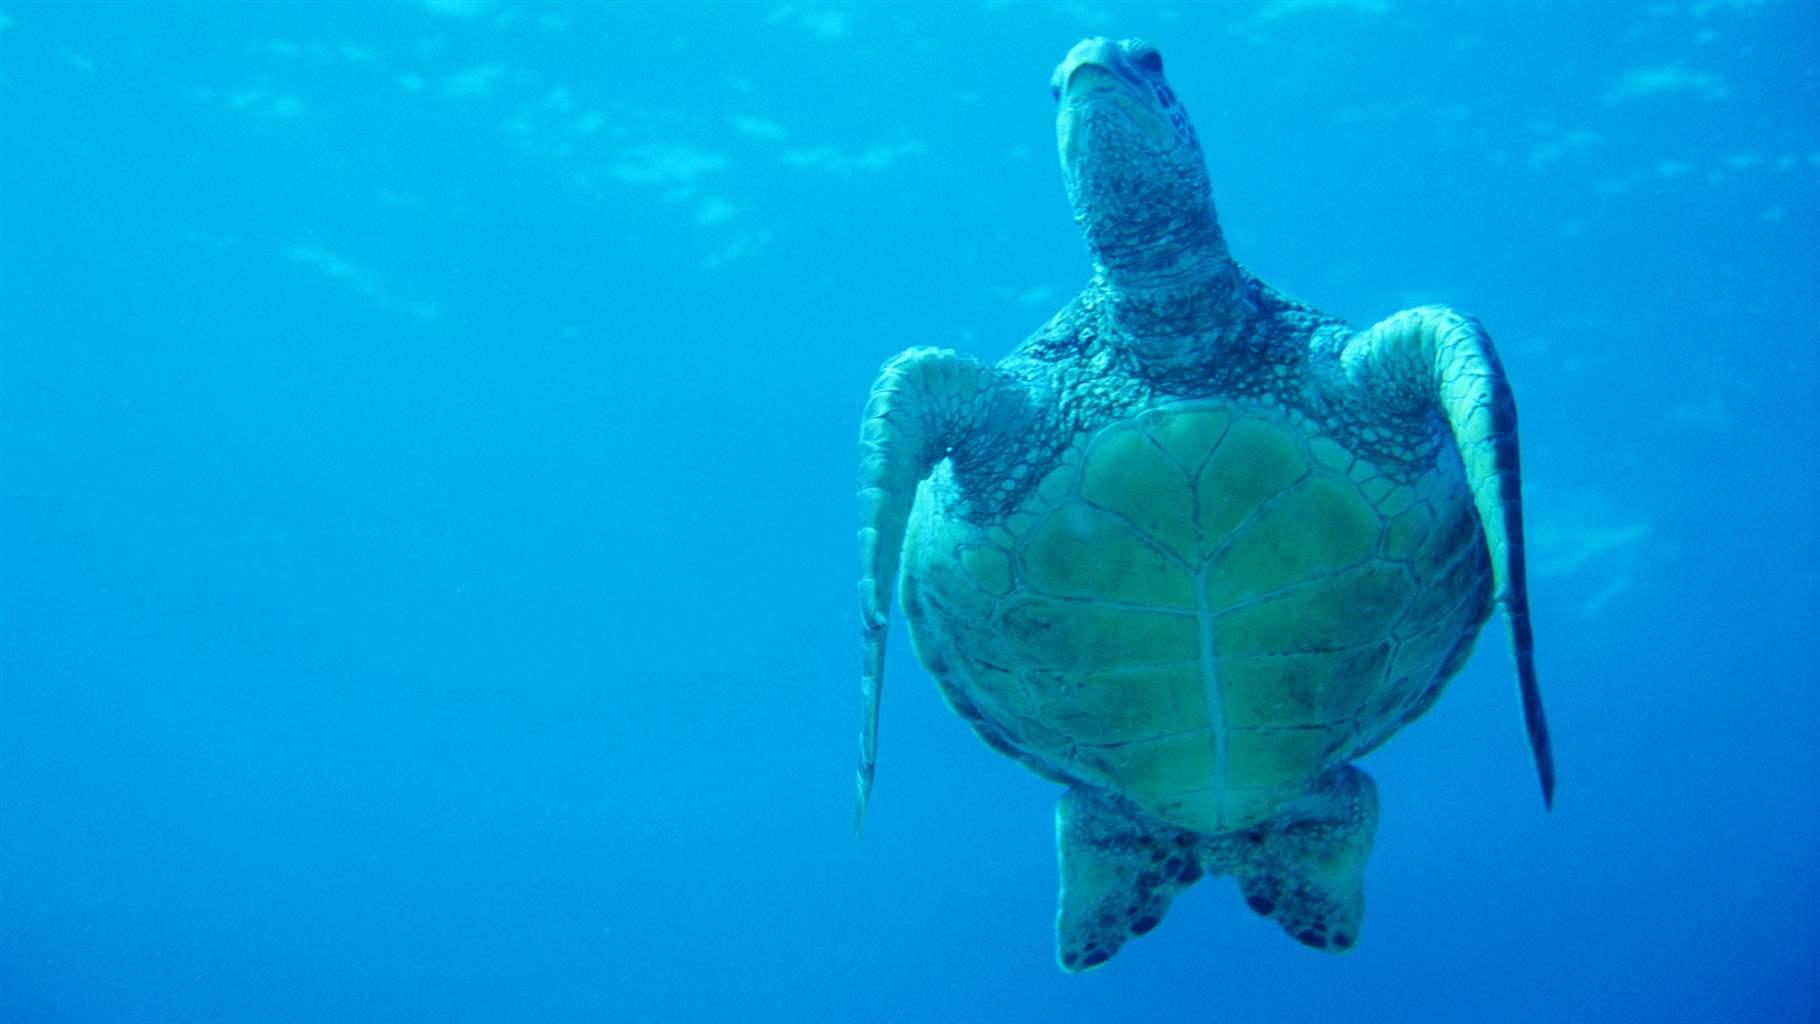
xmin=1195 ymin=417 xmax=1307 ymax=548
xmin=903 ymin=399 xmax=1491 ymax=832
xmin=1025 ymin=503 xmax=1194 ymax=606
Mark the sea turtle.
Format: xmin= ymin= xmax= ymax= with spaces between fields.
xmin=854 ymin=37 xmax=1553 ymax=970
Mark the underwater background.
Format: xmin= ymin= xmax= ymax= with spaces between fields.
xmin=3 ymin=1 xmax=1817 ymax=1021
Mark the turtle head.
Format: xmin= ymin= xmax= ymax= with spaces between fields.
xmin=1052 ymin=38 xmax=1230 ymax=292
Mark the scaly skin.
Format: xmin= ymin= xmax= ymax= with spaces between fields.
xmin=854 ymin=36 xmax=1551 ymax=969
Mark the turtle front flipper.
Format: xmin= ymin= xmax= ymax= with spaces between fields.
xmin=855 ymin=347 xmax=1022 ymax=831
xmin=1055 ymin=787 xmax=1204 ymax=972
xmin=1339 ymin=306 xmax=1555 ymax=807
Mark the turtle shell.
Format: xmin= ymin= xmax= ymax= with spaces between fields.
xmin=900 ymin=400 xmax=1493 ymax=834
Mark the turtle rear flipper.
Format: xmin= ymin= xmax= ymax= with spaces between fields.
xmin=1220 ymin=764 xmax=1379 ymax=952
xmin=1054 ymin=787 xmax=1205 ymax=972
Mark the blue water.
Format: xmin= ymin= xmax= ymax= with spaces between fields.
xmin=3 ymin=2 xmax=1816 ymax=1021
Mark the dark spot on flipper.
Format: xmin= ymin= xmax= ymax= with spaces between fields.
xmin=1163 ymin=856 xmax=1183 ymax=878
xmin=1246 ymin=895 xmax=1276 ymax=916
xmin=1082 ymin=950 xmax=1109 ymax=968
xmin=1131 ymin=915 xmax=1159 ymax=935
xmin=1296 ymin=929 xmax=1327 ymax=949
xmin=1333 ymin=932 xmax=1353 ymax=950
xmin=1063 ymin=952 xmax=1079 ymax=968
xmin=1177 ymin=861 xmax=1204 ymax=885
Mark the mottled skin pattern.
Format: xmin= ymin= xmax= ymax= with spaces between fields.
xmin=855 ymin=38 xmax=1553 ymax=972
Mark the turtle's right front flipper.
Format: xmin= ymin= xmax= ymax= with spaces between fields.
xmin=856 ymin=347 xmax=1014 ymax=831
xmin=1339 ymin=307 xmax=1553 ymax=807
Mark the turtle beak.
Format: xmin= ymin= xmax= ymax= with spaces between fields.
xmin=1061 ymin=63 xmax=1125 ymax=107
xmin=1054 ymin=37 xmax=1136 ymax=109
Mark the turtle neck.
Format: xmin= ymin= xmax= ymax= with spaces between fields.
xmin=1092 ymin=253 xmax=1257 ymax=368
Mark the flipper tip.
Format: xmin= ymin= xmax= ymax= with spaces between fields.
xmin=853 ymin=773 xmax=872 ymax=836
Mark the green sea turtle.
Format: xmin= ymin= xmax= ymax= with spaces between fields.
xmin=854 ymin=37 xmax=1553 ymax=970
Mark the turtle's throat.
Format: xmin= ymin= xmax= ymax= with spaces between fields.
xmin=1091 ymin=198 xmax=1228 ymax=288
xmin=1082 ymin=179 xmax=1224 ymax=271
xmin=1098 ymin=257 xmax=1254 ymax=362
xmin=1063 ymin=99 xmax=1247 ymax=356
xmin=1092 ymin=240 xmax=1252 ymax=358
xmin=1079 ymin=172 xmax=1244 ymax=344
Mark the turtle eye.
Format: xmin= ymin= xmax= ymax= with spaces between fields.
xmin=1132 ymin=48 xmax=1163 ymax=74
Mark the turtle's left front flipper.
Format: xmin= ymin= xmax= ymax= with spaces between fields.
xmin=1340 ymin=306 xmax=1554 ymax=807
xmin=856 ymin=347 xmax=1021 ymax=831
